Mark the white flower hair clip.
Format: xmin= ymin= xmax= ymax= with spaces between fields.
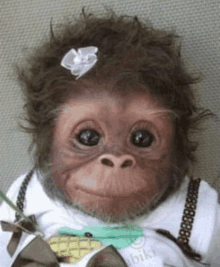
xmin=61 ymin=46 xmax=98 ymax=80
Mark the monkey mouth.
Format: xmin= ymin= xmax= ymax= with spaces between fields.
xmin=74 ymin=185 xmax=139 ymax=198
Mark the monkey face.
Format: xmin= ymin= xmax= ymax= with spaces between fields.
xmin=50 ymin=88 xmax=175 ymax=222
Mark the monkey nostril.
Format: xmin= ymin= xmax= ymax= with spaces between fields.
xmin=101 ymin=158 xmax=114 ymax=167
xmin=121 ymin=160 xmax=133 ymax=168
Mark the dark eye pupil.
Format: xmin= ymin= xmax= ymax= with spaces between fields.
xmin=131 ymin=130 xmax=154 ymax=147
xmin=78 ymin=129 xmax=100 ymax=146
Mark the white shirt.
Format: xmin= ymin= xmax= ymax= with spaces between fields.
xmin=0 ymin=172 xmax=219 ymax=267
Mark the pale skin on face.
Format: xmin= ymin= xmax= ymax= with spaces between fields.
xmin=51 ymin=89 xmax=175 ymax=221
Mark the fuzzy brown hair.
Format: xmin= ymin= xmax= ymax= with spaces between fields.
xmin=17 ymin=7 xmax=213 ymax=180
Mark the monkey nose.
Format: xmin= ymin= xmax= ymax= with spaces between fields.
xmin=99 ymin=154 xmax=136 ymax=168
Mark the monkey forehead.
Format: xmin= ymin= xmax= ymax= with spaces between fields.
xmin=60 ymin=90 xmax=171 ymax=122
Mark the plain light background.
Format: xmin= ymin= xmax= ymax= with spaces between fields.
xmin=0 ymin=0 xmax=219 ymax=204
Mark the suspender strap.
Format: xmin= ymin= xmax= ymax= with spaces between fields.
xmin=178 ymin=177 xmax=201 ymax=245
xmin=15 ymin=168 xmax=35 ymax=222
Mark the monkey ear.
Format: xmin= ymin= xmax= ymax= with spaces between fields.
xmin=86 ymin=245 xmax=128 ymax=267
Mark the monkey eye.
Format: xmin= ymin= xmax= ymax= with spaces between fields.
xmin=77 ymin=129 xmax=100 ymax=146
xmin=131 ymin=130 xmax=155 ymax=148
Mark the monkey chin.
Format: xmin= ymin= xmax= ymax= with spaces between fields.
xmin=67 ymin=187 xmax=164 ymax=223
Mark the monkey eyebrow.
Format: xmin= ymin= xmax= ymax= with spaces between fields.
xmin=142 ymin=110 xmax=178 ymax=118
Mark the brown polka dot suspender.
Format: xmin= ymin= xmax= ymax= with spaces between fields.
xmin=177 ymin=177 xmax=201 ymax=245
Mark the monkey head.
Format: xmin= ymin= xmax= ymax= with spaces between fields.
xmin=49 ymin=85 xmax=176 ymax=223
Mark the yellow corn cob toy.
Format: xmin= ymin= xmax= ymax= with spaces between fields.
xmin=48 ymin=236 xmax=103 ymax=264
